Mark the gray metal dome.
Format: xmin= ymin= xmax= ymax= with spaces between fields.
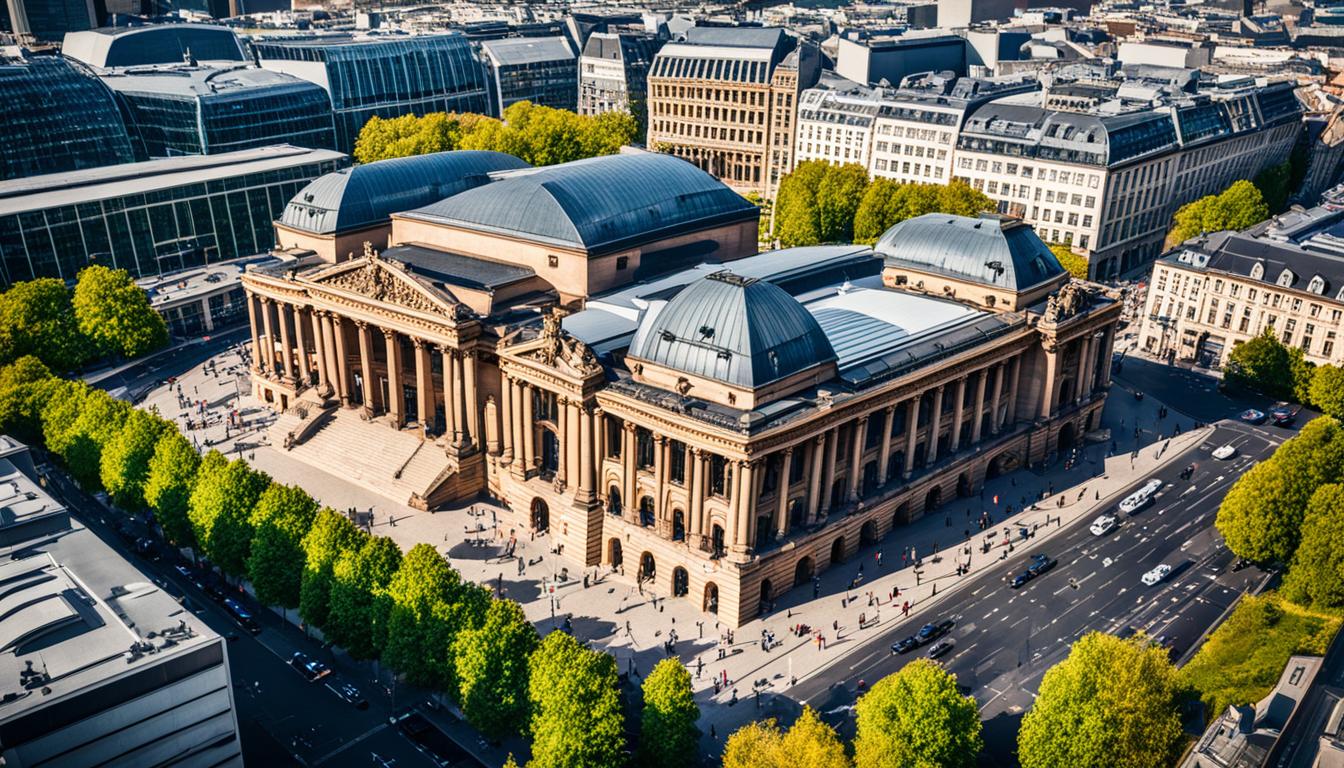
xmin=874 ymin=213 xmax=1066 ymax=292
xmin=628 ymin=271 xmax=836 ymax=389
xmin=278 ymin=150 xmax=530 ymax=236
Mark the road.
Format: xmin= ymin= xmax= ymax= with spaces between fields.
xmin=790 ymin=420 xmax=1283 ymax=766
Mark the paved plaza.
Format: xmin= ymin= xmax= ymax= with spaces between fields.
xmin=142 ymin=343 xmax=1207 ymax=760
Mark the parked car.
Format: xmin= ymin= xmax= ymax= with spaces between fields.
xmin=1090 ymin=514 xmax=1118 ymax=536
xmin=1239 ymin=409 xmax=1266 ymax=425
xmin=1212 ymin=444 xmax=1237 ymax=460
xmin=1119 ymin=479 xmax=1163 ymax=514
xmin=290 ymin=651 xmax=331 ymax=682
xmin=1271 ymin=404 xmax=1299 ymax=426
xmin=1141 ymin=564 xmax=1173 ymax=586
xmin=328 ymin=679 xmax=368 ymax=709
xmin=223 ymin=598 xmax=260 ymax=634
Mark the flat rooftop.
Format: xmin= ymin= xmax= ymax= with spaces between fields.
xmin=139 ymin=254 xmax=280 ymax=309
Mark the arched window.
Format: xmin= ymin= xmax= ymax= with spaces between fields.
xmin=1309 ymin=275 xmax=1327 ymax=295
xmin=1277 ymin=269 xmax=1295 ymax=287
xmin=1250 ymin=262 xmax=1265 ymax=280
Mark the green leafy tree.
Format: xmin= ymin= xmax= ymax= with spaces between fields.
xmin=1017 ymin=633 xmax=1187 ymax=768
xmin=188 ymin=452 xmax=269 ymax=577
xmin=0 ymin=355 xmax=54 ymax=440
xmin=1168 ymin=180 xmax=1270 ymax=245
xmin=1217 ymin=417 xmax=1344 ymax=563
xmin=722 ymin=707 xmax=849 ymax=768
xmin=527 ymin=631 xmax=625 ymax=768
xmin=354 ymin=112 xmax=466 ymax=164
xmin=299 ymin=507 xmax=367 ymax=632
xmin=1226 ymin=329 xmax=1297 ymax=400
xmin=144 ymin=430 xmax=201 ymax=549
xmin=326 ymin=535 xmax=402 ymax=660
xmin=854 ymin=658 xmax=981 ymax=768
xmin=1283 ymin=484 xmax=1344 ymax=607
xmin=935 ymin=180 xmax=994 ymax=217
xmin=39 ymin=379 xmax=91 ymax=460
xmin=383 ymin=543 xmax=488 ymax=691
xmin=815 ymin=163 xmax=870 ymax=244
xmin=587 ymin=109 xmax=640 ymax=156
xmin=455 ymin=598 xmax=540 ymax=740
xmin=1049 ymin=244 xmax=1091 ymax=280
xmin=72 ymin=265 xmax=168 ymax=359
xmin=99 ymin=408 xmax=170 ymax=509
xmin=1310 ymin=365 xmax=1344 ymax=421
xmin=0 ymin=278 xmax=91 ymax=371
xmin=63 ymin=389 xmax=130 ymax=489
xmin=772 ymin=160 xmax=828 ymax=247
xmin=637 ymin=658 xmax=700 ymax=768
xmin=246 ymin=483 xmax=319 ymax=609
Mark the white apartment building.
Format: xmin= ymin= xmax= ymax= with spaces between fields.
xmin=794 ymin=78 xmax=882 ymax=168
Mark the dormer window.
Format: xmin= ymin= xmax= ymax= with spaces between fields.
xmin=1250 ymin=262 xmax=1265 ymax=280
xmin=1308 ymin=275 xmax=1327 ymax=295
xmin=1277 ymin=269 xmax=1295 ymax=287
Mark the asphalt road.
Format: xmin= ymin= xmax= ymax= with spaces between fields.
xmin=790 ymin=420 xmax=1283 ymax=766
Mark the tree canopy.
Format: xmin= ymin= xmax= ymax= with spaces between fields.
xmin=1017 ymin=632 xmax=1186 ymax=768
xmin=637 ymin=658 xmax=700 ymax=768
xmin=383 ymin=543 xmax=488 ymax=692
xmin=455 ymin=598 xmax=539 ymax=740
xmin=72 ymin=265 xmax=168 ymax=359
xmin=188 ymin=452 xmax=269 ymax=577
xmin=326 ymin=534 xmax=402 ymax=660
xmin=1225 ymin=329 xmax=1313 ymax=403
xmin=1048 ymin=244 xmax=1091 ymax=281
xmin=0 ymin=278 xmax=92 ymax=372
xmin=246 ymin=483 xmax=319 ymax=609
xmin=1282 ymin=484 xmax=1344 ymax=607
xmin=0 ymin=355 xmax=54 ymax=441
xmin=527 ymin=631 xmax=625 ymax=768
xmin=144 ymin=429 xmax=201 ymax=549
xmin=99 ymin=408 xmax=170 ymax=510
xmin=722 ymin=707 xmax=849 ymax=768
xmin=854 ymin=659 xmax=982 ymax=768
xmin=298 ymin=507 xmax=367 ymax=631
xmin=1309 ymin=365 xmax=1344 ymax=421
xmin=1167 ymin=180 xmax=1270 ymax=246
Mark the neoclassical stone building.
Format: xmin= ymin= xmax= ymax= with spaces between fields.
xmin=243 ymin=150 xmax=1120 ymax=626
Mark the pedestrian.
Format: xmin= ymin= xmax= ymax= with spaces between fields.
xmin=711 ymin=725 xmax=717 ymax=740
xmin=876 ymin=551 xmax=883 ymax=567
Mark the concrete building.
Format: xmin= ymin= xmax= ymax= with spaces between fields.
xmin=834 ymin=32 xmax=967 ymax=86
xmin=938 ymin=0 xmax=1022 ymax=27
xmin=1182 ymin=655 xmax=1322 ymax=768
xmin=1137 ymin=205 xmax=1344 ymax=368
xmin=0 ymin=436 xmax=242 ymax=768
xmin=578 ymin=31 xmax=661 ymax=134
xmin=480 ymin=36 xmax=579 ymax=114
xmin=240 ymin=149 xmax=1119 ymax=626
xmin=141 ymin=254 xmax=279 ymax=337
xmin=646 ymin=26 xmax=820 ymax=198
xmin=793 ymin=76 xmax=883 ymax=169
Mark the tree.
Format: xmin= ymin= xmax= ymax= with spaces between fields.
xmin=383 ymin=543 xmax=488 ymax=691
xmin=1283 ymin=484 xmax=1344 ymax=607
xmin=144 ymin=430 xmax=201 ymax=549
xmin=63 ymin=389 xmax=130 ymax=489
xmin=1168 ymin=180 xmax=1270 ymax=245
xmin=39 ymin=379 xmax=91 ymax=460
xmin=0 ymin=278 xmax=91 ymax=371
xmin=936 ymin=180 xmax=993 ymax=217
xmin=455 ymin=598 xmax=540 ymax=740
xmin=298 ymin=508 xmax=367 ymax=632
xmin=637 ymin=658 xmax=700 ymax=768
xmin=527 ymin=631 xmax=625 ymax=768
xmin=1226 ymin=329 xmax=1296 ymax=400
xmin=0 ymin=355 xmax=53 ymax=440
xmin=1310 ymin=365 xmax=1344 ymax=421
xmin=188 ymin=453 xmax=269 ymax=577
xmin=854 ymin=658 xmax=981 ymax=768
xmin=246 ymin=483 xmax=319 ymax=609
xmin=1048 ymin=244 xmax=1090 ymax=281
xmin=326 ymin=535 xmax=402 ymax=660
xmin=1017 ymin=632 xmax=1186 ymax=768
xmin=721 ymin=708 xmax=849 ymax=768
xmin=99 ymin=408 xmax=170 ymax=509
xmin=815 ymin=163 xmax=870 ymax=244
xmin=772 ymin=160 xmax=827 ymax=247
xmin=354 ymin=112 xmax=464 ymax=164
xmin=72 ymin=265 xmax=167 ymax=359
xmin=1293 ymin=347 xmax=1316 ymax=407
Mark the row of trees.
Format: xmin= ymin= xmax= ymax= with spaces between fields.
xmin=1166 ymin=179 xmax=1271 ymax=247
xmin=723 ymin=659 xmax=983 ymax=768
xmin=771 ymin=161 xmax=994 ymax=248
xmin=0 ymin=265 xmax=167 ymax=372
xmin=0 ymin=356 xmax=703 ymax=767
xmin=354 ymin=101 xmax=639 ymax=168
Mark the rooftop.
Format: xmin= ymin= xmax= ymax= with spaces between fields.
xmin=875 ymin=213 xmax=1067 ymax=293
xmin=481 ymin=36 xmax=575 ymax=67
xmin=0 ymin=145 xmax=348 ymax=218
xmin=97 ymin=63 xmax=324 ymax=100
xmin=62 ymin=24 xmax=246 ymax=69
xmin=380 ymin=244 xmax=536 ymax=292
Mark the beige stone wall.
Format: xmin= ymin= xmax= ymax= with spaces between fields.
xmin=274 ymin=223 xmax=393 ymax=264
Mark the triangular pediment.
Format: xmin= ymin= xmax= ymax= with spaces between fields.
xmin=306 ymin=251 xmax=459 ymax=317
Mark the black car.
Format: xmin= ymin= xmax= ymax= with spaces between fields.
xmin=1271 ymin=406 xmax=1298 ymax=426
xmin=892 ymin=635 xmax=920 ymax=654
xmin=916 ymin=620 xmax=954 ymax=644
xmin=927 ymin=640 xmax=955 ymax=659
xmin=1009 ymin=570 xmax=1034 ymax=589
xmin=134 ymin=537 xmax=161 ymax=561
xmin=328 ymin=679 xmax=369 ymax=709
xmin=222 ymin=598 xmax=260 ymax=634
xmin=1028 ymin=553 xmax=1057 ymax=576
xmin=290 ymin=651 xmax=331 ymax=682
xmin=395 ymin=712 xmax=480 ymax=767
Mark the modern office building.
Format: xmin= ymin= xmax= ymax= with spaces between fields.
xmin=0 ymin=144 xmax=346 ymax=285
xmin=0 ymin=51 xmax=138 ymax=181
xmin=480 ymin=36 xmax=578 ymax=114
xmin=253 ymin=33 xmax=491 ymax=152
xmin=647 ymin=26 xmax=821 ymax=197
xmin=0 ymin=436 xmax=242 ymax=768
xmin=63 ymin=24 xmax=249 ymax=69
xmin=1138 ymin=204 xmax=1344 ymax=368
xmin=578 ymin=31 xmax=661 ymax=133
xmin=5 ymin=0 xmax=94 ymax=44
xmin=101 ymin=64 xmax=337 ymax=157
xmin=241 ymin=149 xmax=1118 ymax=626
xmin=834 ymin=32 xmax=967 ymax=86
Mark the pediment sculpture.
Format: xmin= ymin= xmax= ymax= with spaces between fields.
xmin=1043 ymin=281 xmax=1092 ymax=324
xmin=317 ymin=244 xmax=449 ymax=316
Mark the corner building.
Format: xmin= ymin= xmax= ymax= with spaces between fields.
xmin=243 ymin=151 xmax=1119 ymax=627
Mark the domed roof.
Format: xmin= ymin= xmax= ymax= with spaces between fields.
xmin=628 ymin=271 xmax=836 ymax=389
xmin=278 ymin=150 xmax=530 ymax=236
xmin=875 ymin=213 xmax=1066 ymax=292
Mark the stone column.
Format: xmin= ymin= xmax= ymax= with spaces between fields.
xmin=578 ymin=404 xmax=594 ymax=500
xmin=733 ymin=460 xmax=756 ymax=548
xmin=332 ymin=317 xmax=350 ymax=406
xmin=927 ymin=386 xmax=945 ymax=465
xmin=555 ymin=396 xmax=568 ymax=488
xmin=277 ymin=302 xmax=294 ymax=382
xmin=499 ymin=374 xmax=513 ymax=461
xmin=356 ymin=322 xmax=377 ymax=415
xmin=522 ymin=383 xmax=536 ymax=470
xmin=820 ymin=426 xmax=838 ymax=517
xmin=464 ymin=351 xmax=480 ymax=450
xmin=653 ymin=435 xmax=667 ymax=521
xmin=1041 ymin=343 xmax=1059 ymax=419
xmin=621 ymin=423 xmax=636 ymax=517
xmin=1078 ymin=334 xmax=1096 ymax=403
xmin=1098 ymin=327 xmax=1116 ymax=387
xmin=440 ymin=348 xmax=459 ymax=445
xmin=511 ymin=380 xmax=527 ymax=473
xmin=847 ymin=416 xmax=867 ymax=502
xmin=1007 ymin=354 xmax=1022 ymax=425
xmin=902 ymin=396 xmax=919 ymax=479
xmin=566 ymin=399 xmax=582 ymax=488
xmin=990 ymin=363 xmax=1005 ymax=435
xmin=775 ymin=447 xmax=793 ymax=539
xmin=320 ymin=314 xmax=337 ymax=398
xmin=384 ymin=329 xmax=404 ymax=427
xmin=596 ymin=409 xmax=607 ymax=465
xmin=690 ymin=448 xmax=705 ymax=541
xmin=950 ymin=376 xmax=968 ymax=453
xmin=245 ymin=292 xmax=261 ymax=372
xmin=259 ymin=297 xmax=277 ymax=376
xmin=413 ymin=339 xmax=432 ymax=431
xmin=878 ymin=405 xmax=896 ymax=486
xmin=294 ymin=305 xmax=310 ymax=385
xmin=310 ymin=310 xmax=329 ymax=393
xmin=971 ymin=370 xmax=988 ymax=443
xmin=807 ymin=434 xmax=825 ymax=523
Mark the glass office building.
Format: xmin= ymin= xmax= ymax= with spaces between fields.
xmin=0 ymin=52 xmax=138 ymax=181
xmin=0 ymin=145 xmax=347 ymax=285
xmin=481 ymin=36 xmax=579 ymax=114
xmin=105 ymin=65 xmax=338 ymax=157
xmin=5 ymin=0 xmax=95 ymax=44
xmin=63 ymin=24 xmax=249 ymax=69
xmin=253 ymin=33 xmax=491 ymax=152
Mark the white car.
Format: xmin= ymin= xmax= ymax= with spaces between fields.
xmin=1090 ymin=514 xmax=1118 ymax=536
xmin=1141 ymin=564 xmax=1172 ymax=586
xmin=1212 ymin=444 xmax=1238 ymax=460
xmin=1119 ymin=479 xmax=1163 ymax=514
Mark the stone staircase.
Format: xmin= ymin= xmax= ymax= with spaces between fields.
xmin=268 ymin=408 xmax=457 ymax=508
